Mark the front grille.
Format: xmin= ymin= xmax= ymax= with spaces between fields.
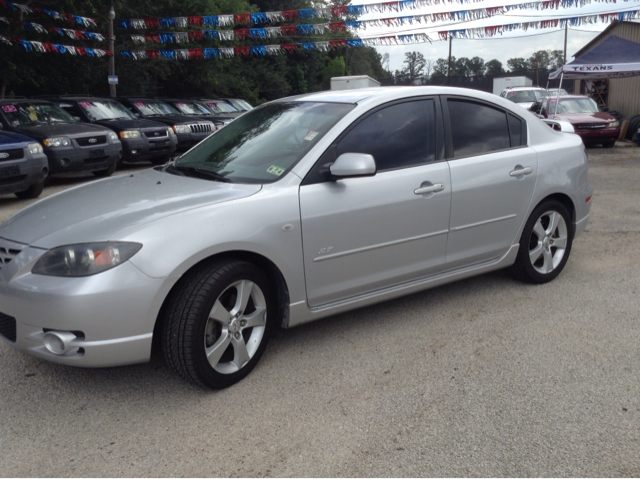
xmin=76 ymin=135 xmax=107 ymax=146
xmin=188 ymin=123 xmax=213 ymax=134
xmin=142 ymin=129 xmax=168 ymax=139
xmin=575 ymin=123 xmax=606 ymax=130
xmin=0 ymin=312 xmax=17 ymax=342
xmin=0 ymin=238 xmax=25 ymax=271
xmin=0 ymin=148 xmax=25 ymax=162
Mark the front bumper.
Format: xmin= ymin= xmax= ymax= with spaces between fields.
xmin=576 ymin=127 xmax=620 ymax=144
xmin=0 ymin=242 xmax=165 ymax=367
xmin=175 ymin=132 xmax=213 ymax=151
xmin=120 ymin=135 xmax=177 ymax=162
xmin=0 ymin=152 xmax=48 ymax=195
xmin=45 ymin=141 xmax=122 ymax=174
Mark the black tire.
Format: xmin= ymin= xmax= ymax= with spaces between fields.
xmin=603 ymin=140 xmax=616 ymax=148
xmin=14 ymin=180 xmax=44 ymax=199
xmin=161 ymin=259 xmax=277 ymax=389
xmin=510 ymin=200 xmax=574 ymax=284
xmin=93 ymin=161 xmax=117 ymax=178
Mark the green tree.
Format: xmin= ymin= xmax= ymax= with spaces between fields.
xmin=485 ymin=59 xmax=505 ymax=76
xmin=402 ymin=51 xmax=426 ymax=83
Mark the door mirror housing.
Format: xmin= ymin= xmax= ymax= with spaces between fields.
xmin=330 ymin=153 xmax=377 ymax=178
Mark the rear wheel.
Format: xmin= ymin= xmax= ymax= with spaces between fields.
xmin=14 ymin=180 xmax=44 ymax=199
xmin=161 ymin=259 xmax=276 ymax=389
xmin=510 ymin=200 xmax=573 ymax=284
xmin=603 ymin=140 xmax=616 ymax=148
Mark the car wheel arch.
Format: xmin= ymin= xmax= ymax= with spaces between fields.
xmin=152 ymin=250 xmax=291 ymax=354
xmin=538 ymin=192 xmax=576 ymax=224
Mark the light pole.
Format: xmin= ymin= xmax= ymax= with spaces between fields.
xmin=107 ymin=5 xmax=116 ymax=97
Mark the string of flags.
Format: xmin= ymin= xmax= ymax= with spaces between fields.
xmin=118 ymin=8 xmax=640 ymax=60
xmin=0 ymin=0 xmax=97 ymax=28
xmin=114 ymin=0 xmax=632 ymax=29
xmin=0 ymin=17 xmax=104 ymax=41
xmin=0 ymin=34 xmax=111 ymax=56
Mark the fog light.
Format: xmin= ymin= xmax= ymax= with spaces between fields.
xmin=131 ymin=150 xmax=138 ymax=154
xmin=59 ymin=158 xmax=70 ymax=167
xmin=43 ymin=331 xmax=79 ymax=356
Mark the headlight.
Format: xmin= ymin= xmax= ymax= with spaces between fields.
xmin=28 ymin=142 xmax=43 ymax=155
xmin=608 ymin=121 xmax=620 ymax=127
xmin=173 ymin=124 xmax=191 ymax=134
xmin=119 ymin=130 xmax=140 ymax=139
xmin=168 ymin=128 xmax=177 ymax=138
xmin=32 ymin=242 xmax=142 ymax=277
xmin=43 ymin=137 xmax=71 ymax=147
xmin=108 ymin=131 xmax=118 ymax=141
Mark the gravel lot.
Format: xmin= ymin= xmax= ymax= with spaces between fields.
xmin=1 ymin=146 xmax=639 ymax=477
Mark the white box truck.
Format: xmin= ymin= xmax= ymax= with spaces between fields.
xmin=493 ymin=76 xmax=533 ymax=95
xmin=330 ymin=75 xmax=381 ymax=91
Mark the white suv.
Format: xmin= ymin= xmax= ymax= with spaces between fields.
xmin=500 ymin=87 xmax=549 ymax=110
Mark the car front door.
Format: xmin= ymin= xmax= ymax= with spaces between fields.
xmin=443 ymin=96 xmax=538 ymax=268
xmin=299 ymin=98 xmax=451 ymax=307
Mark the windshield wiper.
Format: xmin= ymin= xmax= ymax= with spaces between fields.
xmin=174 ymin=165 xmax=233 ymax=183
xmin=162 ymin=163 xmax=185 ymax=176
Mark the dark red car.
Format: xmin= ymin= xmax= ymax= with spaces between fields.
xmin=530 ymin=95 xmax=620 ymax=147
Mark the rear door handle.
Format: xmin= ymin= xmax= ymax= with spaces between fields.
xmin=509 ymin=166 xmax=533 ymax=177
xmin=414 ymin=183 xmax=444 ymax=195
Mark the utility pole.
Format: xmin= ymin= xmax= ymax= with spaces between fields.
xmin=107 ymin=5 xmax=116 ymax=97
xmin=447 ymin=35 xmax=452 ymax=84
xmin=563 ymin=23 xmax=568 ymax=64
xmin=535 ymin=52 xmax=539 ymax=86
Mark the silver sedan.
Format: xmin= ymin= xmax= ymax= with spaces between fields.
xmin=0 ymin=87 xmax=592 ymax=389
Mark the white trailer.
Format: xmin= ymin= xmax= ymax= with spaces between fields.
xmin=493 ymin=76 xmax=533 ymax=95
xmin=330 ymin=75 xmax=381 ymax=91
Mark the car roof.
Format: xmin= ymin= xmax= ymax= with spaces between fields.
xmin=545 ymin=94 xmax=592 ymax=100
xmin=502 ymin=86 xmax=546 ymax=91
xmin=0 ymin=99 xmax=54 ymax=105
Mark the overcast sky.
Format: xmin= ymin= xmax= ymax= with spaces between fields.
xmin=353 ymin=0 xmax=640 ymax=73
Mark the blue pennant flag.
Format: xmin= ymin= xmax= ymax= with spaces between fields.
xmin=41 ymin=8 xmax=58 ymax=17
xmin=159 ymin=33 xmax=175 ymax=43
xmin=203 ymin=30 xmax=218 ymax=39
xmin=348 ymin=5 xmax=366 ymax=16
xmin=85 ymin=48 xmax=95 ymax=56
xmin=85 ymin=32 xmax=98 ymax=40
xmin=251 ymin=12 xmax=268 ymax=24
xmin=72 ymin=15 xmax=84 ymax=26
xmin=398 ymin=35 xmax=414 ymax=43
xmin=121 ymin=50 xmax=132 ymax=59
xmin=298 ymin=9 xmax=316 ymax=19
xmin=203 ymin=48 xmax=219 ymax=58
xmin=249 ymin=28 xmax=266 ymax=39
xmin=19 ymin=40 xmax=33 ymax=51
xmin=159 ymin=17 xmax=176 ymax=28
xmin=398 ymin=16 xmax=414 ymax=25
xmin=54 ymin=44 xmax=68 ymax=54
xmin=399 ymin=0 xmax=416 ymax=11
xmin=450 ymin=29 xmax=467 ymax=38
xmin=346 ymin=21 xmax=363 ymax=30
xmin=202 ymin=16 xmax=218 ymax=27
xmin=159 ymin=50 xmax=175 ymax=59
xmin=347 ymin=39 xmax=364 ymax=47
xmin=297 ymin=24 xmax=314 ymax=34
xmin=250 ymin=46 xmax=267 ymax=56
xmin=116 ymin=19 xmax=131 ymax=29
xmin=298 ymin=42 xmax=315 ymax=51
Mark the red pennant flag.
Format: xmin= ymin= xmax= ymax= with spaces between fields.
xmin=188 ymin=31 xmax=204 ymax=41
xmin=76 ymin=47 xmax=87 ymax=55
xmin=235 ymin=46 xmax=250 ymax=56
xmin=188 ymin=16 xmax=203 ymax=26
xmin=234 ymin=14 xmax=251 ymax=25
xmin=235 ymin=29 xmax=250 ymax=40
xmin=331 ymin=6 xmax=348 ymax=17
xmin=329 ymin=22 xmax=346 ymax=33
xmin=281 ymin=25 xmax=297 ymax=36
xmin=281 ymin=43 xmax=298 ymax=54
xmin=329 ymin=40 xmax=347 ymax=50
xmin=281 ymin=10 xmax=299 ymax=21
xmin=144 ymin=18 xmax=160 ymax=29
xmin=145 ymin=33 xmax=160 ymax=43
xmin=146 ymin=50 xmax=161 ymax=59
xmin=188 ymin=48 xmax=204 ymax=59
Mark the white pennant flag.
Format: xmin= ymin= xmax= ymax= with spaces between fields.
xmin=131 ymin=35 xmax=146 ymax=44
xmin=219 ymin=47 xmax=235 ymax=58
xmin=176 ymin=49 xmax=189 ymax=59
xmin=314 ymin=23 xmax=330 ymax=34
xmin=218 ymin=30 xmax=235 ymax=41
xmin=132 ymin=51 xmax=148 ymax=60
xmin=31 ymin=41 xmax=45 ymax=52
xmin=265 ymin=45 xmax=283 ymax=55
xmin=266 ymin=12 xmax=284 ymax=22
xmin=174 ymin=32 xmax=189 ymax=43
xmin=218 ymin=15 xmax=234 ymax=26
xmin=175 ymin=17 xmax=188 ymax=27
xmin=314 ymin=41 xmax=330 ymax=52
xmin=265 ymin=27 xmax=282 ymax=37
xmin=131 ymin=19 xmax=146 ymax=29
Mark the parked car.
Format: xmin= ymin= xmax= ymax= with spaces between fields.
xmin=500 ymin=86 xmax=549 ymax=110
xmin=0 ymin=87 xmax=592 ymax=389
xmin=117 ymin=98 xmax=214 ymax=151
xmin=161 ymin=99 xmax=235 ymax=130
xmin=218 ymin=98 xmax=253 ymax=112
xmin=0 ymin=100 xmax=121 ymax=177
xmin=49 ymin=97 xmax=178 ymax=166
xmin=0 ymin=130 xmax=48 ymax=199
xmin=199 ymin=99 xmax=243 ymax=119
xmin=529 ymin=95 xmax=620 ymax=147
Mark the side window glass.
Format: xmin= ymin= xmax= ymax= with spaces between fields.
xmin=508 ymin=114 xmax=523 ymax=147
xmin=336 ymin=100 xmax=435 ymax=172
xmin=448 ymin=99 xmax=510 ymax=158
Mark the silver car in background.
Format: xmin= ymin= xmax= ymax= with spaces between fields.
xmin=0 ymin=87 xmax=592 ymax=389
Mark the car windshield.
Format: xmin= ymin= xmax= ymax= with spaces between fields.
xmin=133 ymin=101 xmax=180 ymax=116
xmin=172 ymin=102 xmax=212 ymax=115
xmin=507 ymin=90 xmax=548 ymax=103
xmin=549 ymin=98 xmax=600 ymax=114
xmin=205 ymin=102 xmax=238 ymax=113
xmin=548 ymin=89 xmax=568 ymax=96
xmin=173 ymin=101 xmax=354 ymax=184
xmin=1 ymin=102 xmax=75 ymax=126
xmin=74 ymin=100 xmax=136 ymax=121
xmin=226 ymin=99 xmax=252 ymax=111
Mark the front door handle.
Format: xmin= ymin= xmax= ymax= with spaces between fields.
xmin=414 ymin=183 xmax=445 ymax=195
xmin=509 ymin=166 xmax=533 ymax=177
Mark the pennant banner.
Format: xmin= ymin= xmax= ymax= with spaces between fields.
xmin=0 ymin=17 xmax=105 ymax=41
xmin=113 ymin=0 xmax=631 ymax=29
xmin=0 ymin=1 xmax=97 ymax=28
xmin=0 ymin=35 xmax=111 ymax=55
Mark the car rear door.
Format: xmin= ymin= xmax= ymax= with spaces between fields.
xmin=299 ymin=98 xmax=451 ymax=307
xmin=442 ymin=96 xmax=538 ymax=268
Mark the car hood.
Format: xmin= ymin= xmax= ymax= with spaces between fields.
xmin=140 ymin=114 xmax=209 ymax=125
xmin=549 ymin=112 xmax=615 ymax=123
xmin=515 ymin=102 xmax=535 ymax=110
xmin=93 ymin=118 xmax=167 ymax=131
xmin=14 ymin=122 xmax=108 ymax=140
xmin=0 ymin=168 xmax=261 ymax=248
xmin=0 ymin=130 xmax=35 ymax=146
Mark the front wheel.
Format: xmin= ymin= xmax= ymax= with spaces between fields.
xmin=161 ymin=260 xmax=277 ymax=389
xmin=603 ymin=140 xmax=616 ymax=148
xmin=510 ymin=200 xmax=574 ymax=284
xmin=15 ymin=180 xmax=44 ymax=199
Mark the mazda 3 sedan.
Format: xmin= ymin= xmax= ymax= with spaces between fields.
xmin=0 ymin=87 xmax=592 ymax=389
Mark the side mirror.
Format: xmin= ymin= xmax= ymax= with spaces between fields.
xmin=330 ymin=153 xmax=377 ymax=178
xmin=134 ymin=112 xmax=140 ymax=118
